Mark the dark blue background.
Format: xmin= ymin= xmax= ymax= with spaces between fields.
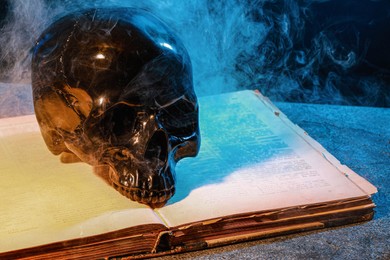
xmin=1 ymin=0 xmax=389 ymax=107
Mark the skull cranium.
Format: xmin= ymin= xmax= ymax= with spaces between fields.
xmin=31 ymin=8 xmax=200 ymax=208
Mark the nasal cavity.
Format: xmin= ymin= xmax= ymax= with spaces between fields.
xmin=144 ymin=130 xmax=168 ymax=164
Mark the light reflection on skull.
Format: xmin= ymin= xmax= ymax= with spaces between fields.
xmin=31 ymin=8 xmax=200 ymax=208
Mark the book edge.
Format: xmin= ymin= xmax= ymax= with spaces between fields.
xmin=131 ymin=204 xmax=374 ymax=259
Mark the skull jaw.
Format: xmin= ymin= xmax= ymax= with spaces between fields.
xmin=108 ymin=165 xmax=175 ymax=208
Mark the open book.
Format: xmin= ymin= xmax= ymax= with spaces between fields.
xmin=0 ymin=90 xmax=377 ymax=259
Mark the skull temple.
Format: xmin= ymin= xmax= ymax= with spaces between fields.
xmin=31 ymin=8 xmax=200 ymax=208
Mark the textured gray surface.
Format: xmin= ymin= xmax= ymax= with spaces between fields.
xmin=157 ymin=101 xmax=390 ymax=259
xmin=0 ymin=86 xmax=388 ymax=259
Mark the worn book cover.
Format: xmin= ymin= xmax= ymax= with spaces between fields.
xmin=0 ymin=90 xmax=377 ymax=259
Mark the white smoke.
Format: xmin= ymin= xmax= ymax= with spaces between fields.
xmin=0 ymin=0 xmax=388 ymax=111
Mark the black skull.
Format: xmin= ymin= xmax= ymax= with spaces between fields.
xmin=31 ymin=8 xmax=200 ymax=208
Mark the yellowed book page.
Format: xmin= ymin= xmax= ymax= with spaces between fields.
xmin=257 ymin=91 xmax=377 ymax=195
xmin=0 ymin=115 xmax=161 ymax=253
xmin=157 ymin=90 xmax=376 ymax=227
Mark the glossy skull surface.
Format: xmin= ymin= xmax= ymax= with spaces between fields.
xmin=31 ymin=8 xmax=200 ymax=208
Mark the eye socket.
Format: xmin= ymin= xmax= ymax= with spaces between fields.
xmin=107 ymin=106 xmax=137 ymax=137
xmin=86 ymin=104 xmax=137 ymax=144
xmin=158 ymin=99 xmax=198 ymax=137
